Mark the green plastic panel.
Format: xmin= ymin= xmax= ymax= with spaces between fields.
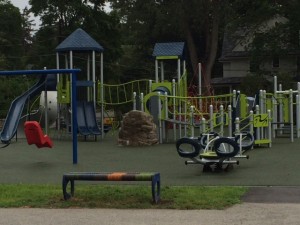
xmin=156 ymin=56 xmax=179 ymax=60
xmin=57 ymin=80 xmax=70 ymax=104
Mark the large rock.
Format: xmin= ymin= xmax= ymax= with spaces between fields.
xmin=118 ymin=110 xmax=158 ymax=146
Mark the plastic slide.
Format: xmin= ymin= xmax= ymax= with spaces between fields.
xmin=84 ymin=101 xmax=101 ymax=135
xmin=76 ymin=101 xmax=91 ymax=136
xmin=0 ymin=75 xmax=55 ymax=144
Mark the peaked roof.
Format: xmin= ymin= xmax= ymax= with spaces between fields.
xmin=219 ymin=16 xmax=290 ymax=62
xmin=56 ymin=28 xmax=104 ymax=53
xmin=219 ymin=32 xmax=248 ymax=61
xmin=152 ymin=42 xmax=185 ymax=58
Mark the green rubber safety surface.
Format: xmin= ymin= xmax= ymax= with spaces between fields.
xmin=1 ymin=132 xmax=300 ymax=186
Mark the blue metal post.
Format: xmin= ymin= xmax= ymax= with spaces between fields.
xmin=71 ymin=71 xmax=78 ymax=164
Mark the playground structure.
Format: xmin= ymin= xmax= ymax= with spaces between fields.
xmin=3 ymin=28 xmax=300 ymax=202
xmin=0 ymin=69 xmax=81 ymax=164
xmin=55 ymin=32 xmax=300 ymax=149
xmin=0 ymin=74 xmax=56 ymax=144
xmin=2 ymin=28 xmax=299 ymax=160
xmin=142 ymin=71 xmax=300 ymax=146
xmin=269 ymin=76 xmax=300 ymax=142
xmin=57 ymin=38 xmax=287 ymax=150
xmin=0 ymin=29 xmax=108 ymax=157
xmin=55 ymin=28 xmax=105 ymax=139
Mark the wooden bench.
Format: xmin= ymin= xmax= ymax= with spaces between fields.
xmin=62 ymin=172 xmax=161 ymax=203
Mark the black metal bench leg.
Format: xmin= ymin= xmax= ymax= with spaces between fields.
xmin=151 ymin=174 xmax=160 ymax=203
xmin=62 ymin=176 xmax=70 ymax=200
xmin=62 ymin=177 xmax=74 ymax=200
xmin=71 ymin=180 xmax=75 ymax=197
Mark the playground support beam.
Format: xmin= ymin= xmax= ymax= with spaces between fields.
xmin=198 ymin=63 xmax=202 ymax=111
xmin=155 ymin=60 xmax=159 ymax=82
xmin=87 ymin=54 xmax=90 ymax=101
xmin=297 ymin=95 xmax=300 ymax=138
xmin=160 ymin=61 xmax=164 ymax=81
xmin=177 ymin=59 xmax=182 ymax=138
xmin=43 ymin=67 xmax=49 ymax=135
xmin=100 ymin=52 xmax=104 ymax=139
xmin=289 ymin=89 xmax=294 ymax=142
xmin=92 ymin=50 xmax=96 ymax=108
xmin=56 ymin=53 xmax=61 ymax=132
xmin=0 ymin=69 xmax=80 ymax=164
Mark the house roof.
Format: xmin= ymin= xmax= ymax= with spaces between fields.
xmin=219 ymin=32 xmax=249 ymax=61
xmin=56 ymin=28 xmax=104 ymax=53
xmin=219 ymin=16 xmax=294 ymax=62
xmin=152 ymin=42 xmax=185 ymax=59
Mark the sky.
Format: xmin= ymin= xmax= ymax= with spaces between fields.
xmin=10 ymin=0 xmax=29 ymax=10
xmin=10 ymin=0 xmax=111 ymax=30
xmin=10 ymin=0 xmax=41 ymax=29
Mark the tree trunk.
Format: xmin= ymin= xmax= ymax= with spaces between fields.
xmin=181 ymin=10 xmax=198 ymax=76
xmin=204 ymin=1 xmax=220 ymax=86
xmin=185 ymin=27 xmax=199 ymax=75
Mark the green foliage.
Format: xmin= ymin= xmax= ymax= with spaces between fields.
xmin=0 ymin=184 xmax=247 ymax=209
xmin=239 ymin=71 xmax=296 ymax=96
xmin=26 ymin=26 xmax=58 ymax=69
xmin=0 ymin=76 xmax=36 ymax=117
xmin=82 ymin=9 xmax=123 ymax=82
xmin=276 ymin=72 xmax=295 ymax=90
xmin=0 ymin=1 xmax=23 ymax=69
xmin=0 ymin=0 xmax=300 ymax=106
xmin=27 ymin=0 xmax=122 ymax=80
xmin=110 ymin=0 xmax=228 ymax=81
xmin=239 ymin=73 xmax=272 ymax=96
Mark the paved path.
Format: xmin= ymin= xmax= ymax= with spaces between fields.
xmin=1 ymin=203 xmax=300 ymax=225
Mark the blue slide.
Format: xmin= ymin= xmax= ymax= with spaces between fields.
xmin=0 ymin=74 xmax=56 ymax=144
xmin=76 ymin=101 xmax=107 ymax=138
xmin=84 ymin=101 xmax=102 ymax=135
xmin=77 ymin=101 xmax=92 ymax=136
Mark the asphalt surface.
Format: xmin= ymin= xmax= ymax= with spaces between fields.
xmin=242 ymin=186 xmax=300 ymax=203
xmin=1 ymin=202 xmax=300 ymax=225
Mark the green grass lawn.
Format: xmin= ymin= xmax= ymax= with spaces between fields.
xmin=0 ymin=184 xmax=247 ymax=209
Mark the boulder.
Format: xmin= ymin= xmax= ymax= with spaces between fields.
xmin=118 ymin=110 xmax=158 ymax=146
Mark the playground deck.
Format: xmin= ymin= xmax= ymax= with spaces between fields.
xmin=0 ymin=132 xmax=300 ymax=186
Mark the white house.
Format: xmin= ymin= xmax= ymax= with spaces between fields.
xmin=215 ymin=16 xmax=299 ymax=92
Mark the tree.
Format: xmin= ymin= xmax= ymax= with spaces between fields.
xmin=20 ymin=6 xmax=36 ymax=68
xmin=109 ymin=0 xmax=229 ymax=87
xmin=0 ymin=0 xmax=23 ymax=70
xmin=28 ymin=0 xmax=122 ymax=79
xmin=109 ymin=0 xmax=300 ymax=89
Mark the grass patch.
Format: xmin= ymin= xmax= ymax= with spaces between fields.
xmin=0 ymin=184 xmax=247 ymax=209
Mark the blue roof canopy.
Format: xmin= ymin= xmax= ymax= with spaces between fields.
xmin=56 ymin=28 xmax=104 ymax=53
xmin=152 ymin=42 xmax=185 ymax=59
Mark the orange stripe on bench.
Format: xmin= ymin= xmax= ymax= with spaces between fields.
xmin=107 ymin=172 xmax=127 ymax=181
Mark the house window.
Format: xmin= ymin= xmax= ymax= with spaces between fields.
xmin=273 ymin=56 xmax=279 ymax=68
